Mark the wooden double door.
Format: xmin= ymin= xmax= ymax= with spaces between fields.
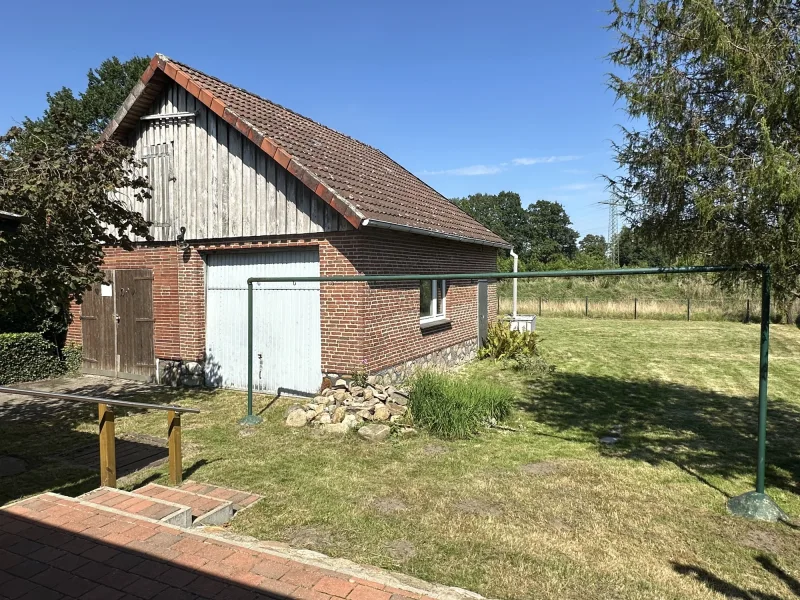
xmin=80 ymin=269 xmax=156 ymax=381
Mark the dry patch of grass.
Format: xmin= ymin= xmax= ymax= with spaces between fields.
xmin=4 ymin=318 xmax=800 ymax=599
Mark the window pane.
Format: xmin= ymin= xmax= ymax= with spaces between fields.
xmin=420 ymin=280 xmax=433 ymax=317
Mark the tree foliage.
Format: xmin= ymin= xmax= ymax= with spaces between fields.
xmin=607 ymin=0 xmax=800 ymax=304
xmin=453 ymin=191 xmax=529 ymax=252
xmin=616 ymin=226 xmax=667 ymax=267
xmin=454 ymin=193 xmax=580 ymax=266
xmin=526 ymin=200 xmax=580 ymax=263
xmin=0 ymin=56 xmax=151 ymax=336
xmin=579 ymin=234 xmax=608 ymax=259
xmin=43 ymin=56 xmax=151 ymax=135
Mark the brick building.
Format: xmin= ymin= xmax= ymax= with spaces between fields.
xmin=67 ymin=54 xmax=508 ymax=392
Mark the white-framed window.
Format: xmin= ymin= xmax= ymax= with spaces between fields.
xmin=420 ymin=279 xmax=447 ymax=325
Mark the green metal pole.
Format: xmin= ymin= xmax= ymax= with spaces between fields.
xmin=727 ymin=265 xmax=785 ymax=521
xmin=756 ymin=266 xmax=770 ymax=494
xmin=239 ymin=281 xmax=262 ymax=425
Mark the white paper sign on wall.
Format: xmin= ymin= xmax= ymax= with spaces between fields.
xmin=101 ymin=283 xmax=113 ymax=297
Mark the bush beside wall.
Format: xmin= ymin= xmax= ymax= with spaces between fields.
xmin=0 ymin=333 xmax=82 ymax=385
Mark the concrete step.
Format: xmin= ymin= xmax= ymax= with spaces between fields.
xmin=79 ymin=486 xmax=192 ymax=527
xmin=135 ymin=482 xmax=233 ymax=526
xmin=178 ymin=480 xmax=262 ymax=512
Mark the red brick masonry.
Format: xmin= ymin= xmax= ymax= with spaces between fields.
xmin=0 ymin=493 xmax=439 ymax=600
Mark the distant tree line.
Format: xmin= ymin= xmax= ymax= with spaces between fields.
xmin=453 ymin=191 xmax=666 ymax=272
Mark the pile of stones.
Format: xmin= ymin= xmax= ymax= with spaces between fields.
xmin=285 ymin=378 xmax=415 ymax=441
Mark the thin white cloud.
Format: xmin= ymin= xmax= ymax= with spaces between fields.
xmin=421 ymin=164 xmax=505 ymax=176
xmin=511 ymin=155 xmax=581 ymax=166
xmin=421 ymin=154 xmax=582 ymax=177
xmin=556 ymin=182 xmax=600 ymax=191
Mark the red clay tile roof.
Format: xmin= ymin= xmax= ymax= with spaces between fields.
xmin=103 ymin=54 xmax=510 ymax=248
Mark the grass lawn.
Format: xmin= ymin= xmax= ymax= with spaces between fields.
xmin=3 ymin=317 xmax=800 ymax=599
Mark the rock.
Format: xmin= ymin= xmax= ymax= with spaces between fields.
xmin=350 ymin=385 xmax=364 ymax=396
xmin=286 ymin=409 xmax=308 ymax=428
xmin=321 ymin=423 xmax=349 ymax=434
xmin=390 ymin=415 xmax=402 ymax=423
xmin=358 ymin=424 xmax=391 ymax=442
xmin=599 ymin=436 xmax=619 ymax=445
xmin=333 ymin=389 xmax=347 ymax=402
xmin=386 ymin=403 xmax=407 ymax=416
xmin=374 ymin=391 xmax=388 ymax=401
xmin=313 ymin=395 xmax=327 ymax=404
xmin=367 ymin=375 xmax=378 ymax=385
xmin=363 ymin=388 xmax=374 ymax=401
xmin=322 ymin=388 xmax=335 ymax=397
xmin=357 ymin=409 xmax=373 ymax=421
xmin=305 ymin=409 xmax=317 ymax=422
xmin=342 ymin=414 xmax=359 ymax=429
xmin=318 ymin=413 xmax=332 ymax=425
xmin=332 ymin=406 xmax=346 ymax=424
xmin=285 ymin=404 xmax=305 ymax=418
xmin=390 ymin=391 xmax=409 ymax=406
xmin=334 ymin=378 xmax=349 ymax=390
xmin=373 ymin=404 xmax=390 ymax=421
xmin=314 ymin=404 xmax=325 ymax=415
xmin=397 ymin=427 xmax=417 ymax=436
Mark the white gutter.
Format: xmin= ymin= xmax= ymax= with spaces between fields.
xmin=510 ymin=248 xmax=519 ymax=318
xmin=360 ymin=218 xmax=511 ymax=249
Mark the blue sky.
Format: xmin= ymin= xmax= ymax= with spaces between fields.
xmin=1 ymin=0 xmax=623 ymax=238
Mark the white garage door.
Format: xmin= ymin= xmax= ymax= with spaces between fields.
xmin=205 ymin=249 xmax=321 ymax=394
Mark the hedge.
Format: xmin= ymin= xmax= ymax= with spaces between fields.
xmin=0 ymin=333 xmax=82 ymax=385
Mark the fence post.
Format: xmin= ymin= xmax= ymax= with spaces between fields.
xmin=98 ymin=403 xmax=116 ymax=488
xmin=746 ymin=299 xmax=751 ymax=323
xmin=539 ymin=297 xmax=542 ymax=315
xmin=687 ymin=298 xmax=691 ymax=321
xmin=634 ymin=297 xmax=638 ymax=320
xmin=585 ymin=296 xmax=589 ymax=317
xmin=168 ymin=410 xmax=182 ymax=485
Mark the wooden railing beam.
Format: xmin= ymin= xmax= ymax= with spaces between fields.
xmin=168 ymin=410 xmax=182 ymax=485
xmin=98 ymin=403 xmax=116 ymax=487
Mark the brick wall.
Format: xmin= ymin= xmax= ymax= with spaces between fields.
xmin=337 ymin=230 xmax=498 ymax=373
xmin=67 ymin=228 xmax=499 ymax=380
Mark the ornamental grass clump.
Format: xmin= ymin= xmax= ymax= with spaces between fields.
xmin=408 ymin=370 xmax=513 ymax=439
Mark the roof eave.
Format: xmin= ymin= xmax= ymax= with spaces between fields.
xmin=361 ymin=218 xmax=511 ymax=249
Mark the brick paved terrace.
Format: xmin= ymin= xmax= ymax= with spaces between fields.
xmin=0 ymin=493 xmax=473 ymax=600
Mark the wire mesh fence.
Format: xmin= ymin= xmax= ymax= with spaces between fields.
xmin=499 ymin=296 xmax=763 ymax=322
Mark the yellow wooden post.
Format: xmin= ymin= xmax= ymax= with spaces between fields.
xmin=168 ymin=410 xmax=182 ymax=485
xmin=98 ymin=403 xmax=116 ymax=487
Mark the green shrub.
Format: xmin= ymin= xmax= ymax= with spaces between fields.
xmin=513 ymin=353 xmax=555 ymax=377
xmin=408 ymin=371 xmax=514 ymax=439
xmin=478 ymin=321 xmax=539 ymax=360
xmin=63 ymin=343 xmax=83 ymax=376
xmin=0 ymin=333 xmax=82 ymax=384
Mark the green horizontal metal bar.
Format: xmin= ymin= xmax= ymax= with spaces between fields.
xmin=247 ymin=265 xmax=759 ymax=285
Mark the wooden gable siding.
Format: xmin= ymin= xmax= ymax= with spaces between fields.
xmin=121 ymin=81 xmax=350 ymax=242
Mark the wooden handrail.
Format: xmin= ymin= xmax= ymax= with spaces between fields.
xmin=0 ymin=386 xmax=200 ymax=413
xmin=0 ymin=386 xmax=200 ymax=487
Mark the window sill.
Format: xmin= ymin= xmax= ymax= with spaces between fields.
xmin=420 ymin=316 xmax=451 ymax=330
